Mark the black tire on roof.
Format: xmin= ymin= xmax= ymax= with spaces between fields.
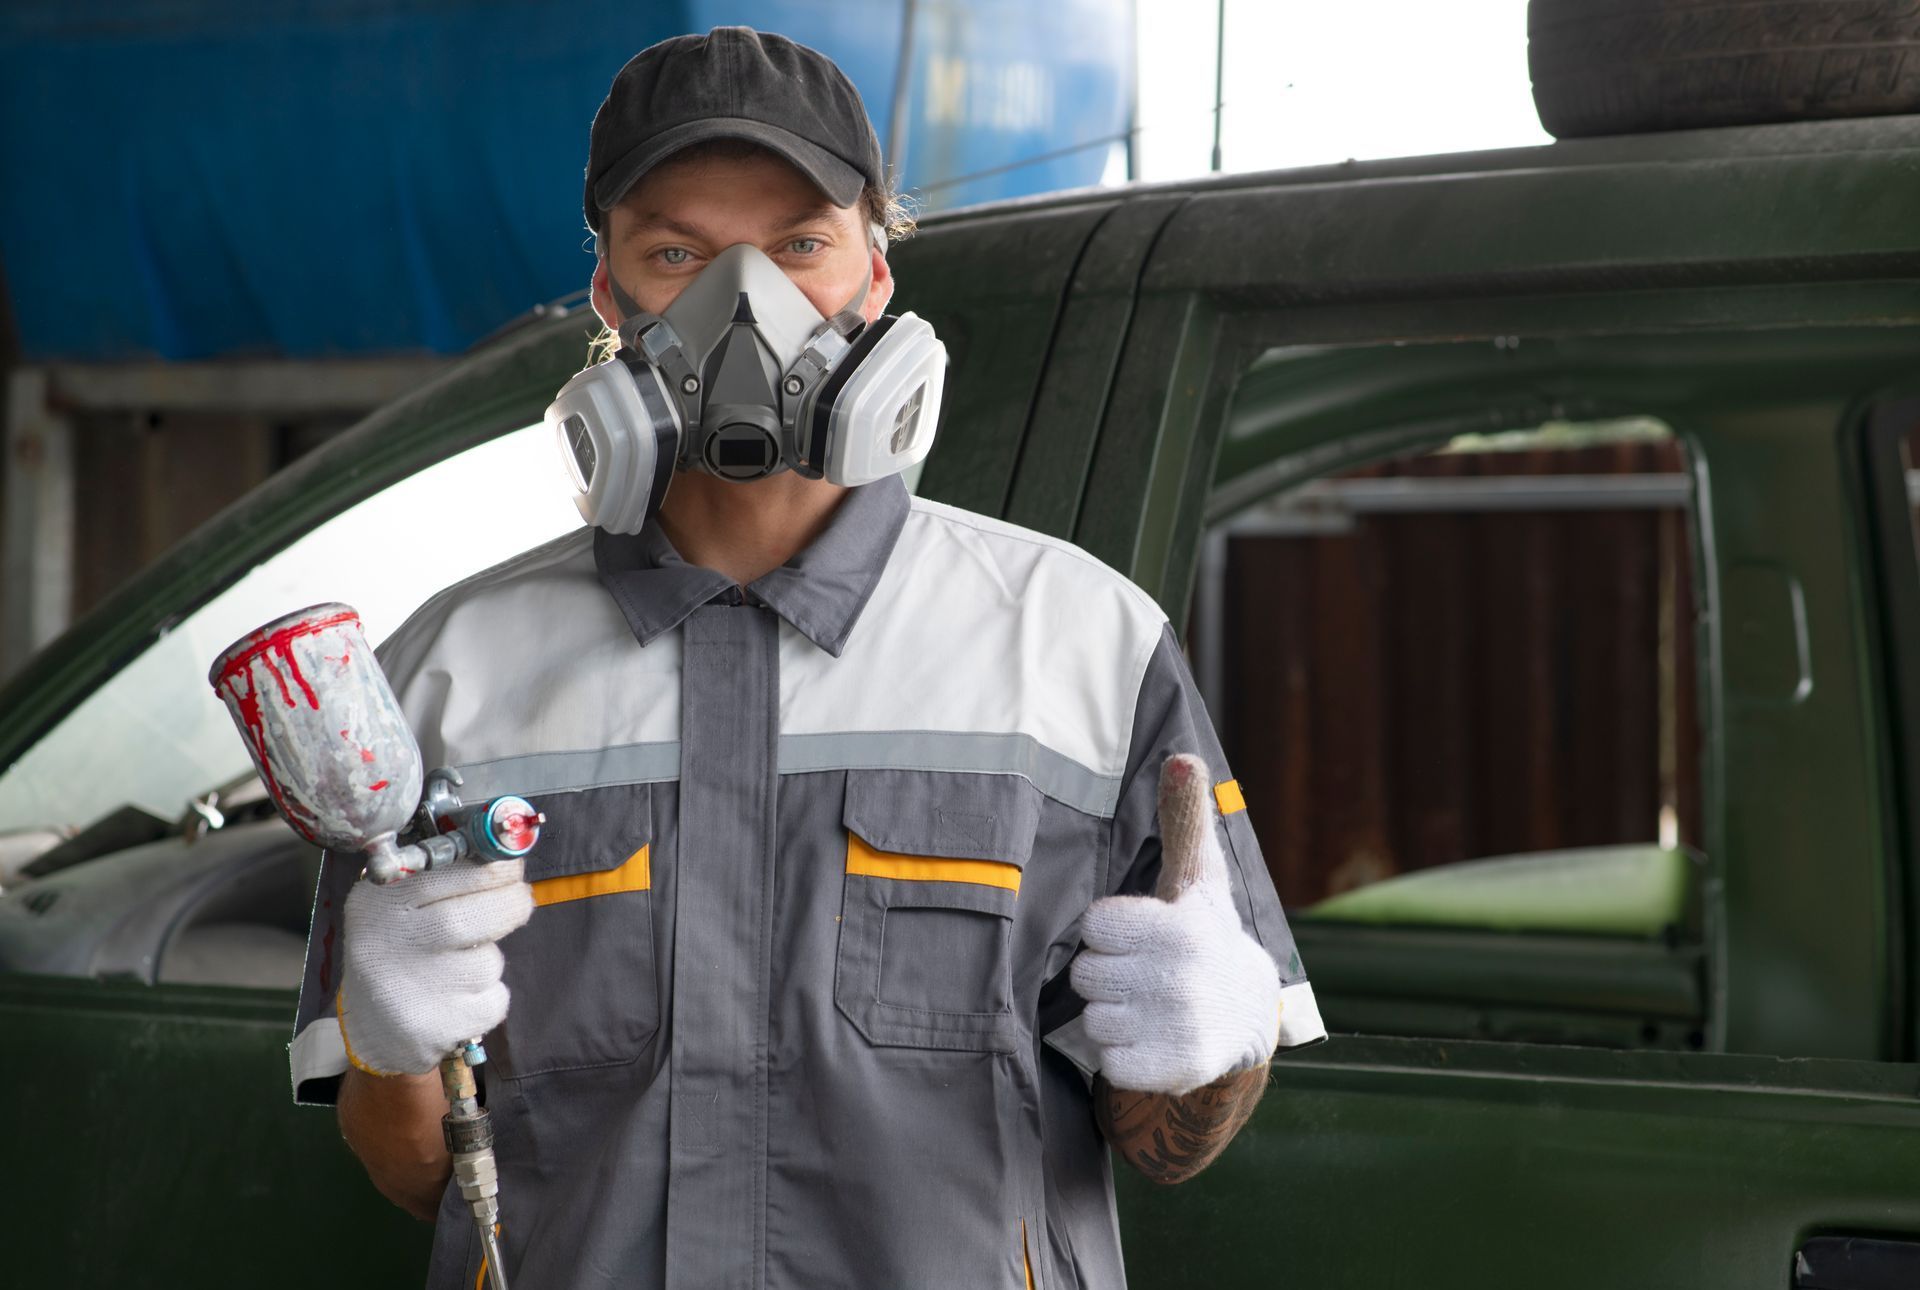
xmin=1528 ymin=0 xmax=1920 ymax=139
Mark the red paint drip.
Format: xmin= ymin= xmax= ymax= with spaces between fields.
xmin=214 ymin=610 xmax=356 ymax=710
xmin=259 ymin=651 xmax=296 ymax=709
xmin=218 ymin=670 xmax=314 ymax=836
xmin=211 ymin=610 xmax=360 ymax=845
xmin=214 ymin=610 xmax=358 ymax=684
xmin=253 ymin=637 xmax=321 ymax=713
xmin=279 ymin=638 xmax=320 ymax=709
xmin=368 ymin=779 xmax=390 ymax=792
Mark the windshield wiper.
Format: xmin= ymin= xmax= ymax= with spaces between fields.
xmin=19 ymin=805 xmax=172 ymax=880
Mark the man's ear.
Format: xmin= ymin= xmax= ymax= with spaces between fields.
xmin=863 ymin=244 xmax=894 ymax=323
xmin=590 ymin=255 xmax=620 ymax=332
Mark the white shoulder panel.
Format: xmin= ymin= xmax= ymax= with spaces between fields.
xmin=780 ymin=498 xmax=1169 ymax=806
xmin=375 ymin=529 xmax=682 ymax=772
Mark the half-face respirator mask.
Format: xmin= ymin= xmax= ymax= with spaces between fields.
xmin=545 ymin=242 xmax=947 ymax=534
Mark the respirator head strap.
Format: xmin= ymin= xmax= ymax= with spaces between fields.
xmin=605 ymin=257 xmax=699 ymax=388
xmin=824 ymin=245 xmax=876 ymax=339
xmin=823 ymin=303 xmax=867 ymax=341
xmin=605 ymin=269 xmax=648 ymax=324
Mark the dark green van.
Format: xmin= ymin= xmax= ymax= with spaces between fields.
xmin=4 ymin=113 xmax=1920 ymax=1286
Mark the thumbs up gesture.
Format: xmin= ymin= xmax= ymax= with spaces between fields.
xmin=1069 ymin=754 xmax=1282 ymax=1094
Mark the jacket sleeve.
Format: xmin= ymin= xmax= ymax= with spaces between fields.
xmin=1040 ymin=622 xmax=1326 ymax=1080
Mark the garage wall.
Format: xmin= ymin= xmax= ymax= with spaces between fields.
xmin=1204 ymin=438 xmax=1702 ymax=911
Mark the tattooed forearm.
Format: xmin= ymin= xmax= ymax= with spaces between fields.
xmin=1094 ymin=1064 xmax=1270 ymax=1185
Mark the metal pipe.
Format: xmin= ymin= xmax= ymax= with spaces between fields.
xmin=887 ymin=0 xmax=919 ymax=184
xmin=1210 ymin=0 xmax=1226 ymax=173
xmin=479 ymin=1224 xmax=509 ymax=1290
xmin=1221 ymin=473 xmax=1694 ymax=538
xmin=2 ymin=369 xmax=75 ymax=680
xmin=1125 ymin=0 xmax=1140 ymax=181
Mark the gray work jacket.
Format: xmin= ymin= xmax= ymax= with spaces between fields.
xmin=291 ymin=475 xmax=1324 ymax=1289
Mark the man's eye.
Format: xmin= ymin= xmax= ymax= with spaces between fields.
xmin=658 ymin=247 xmax=691 ymax=266
xmin=788 ymin=238 xmax=822 ymax=255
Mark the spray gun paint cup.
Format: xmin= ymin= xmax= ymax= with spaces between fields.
xmin=208 ymin=603 xmax=425 ymax=880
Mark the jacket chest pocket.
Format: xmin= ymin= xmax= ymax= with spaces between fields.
xmin=835 ymin=770 xmax=1040 ymax=1054
xmin=492 ymin=781 xmax=660 ymax=1080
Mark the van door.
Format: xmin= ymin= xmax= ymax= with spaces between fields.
xmin=1085 ymin=163 xmax=1920 ymax=1287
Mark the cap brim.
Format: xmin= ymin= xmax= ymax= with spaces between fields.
xmin=594 ymin=117 xmax=868 ymax=216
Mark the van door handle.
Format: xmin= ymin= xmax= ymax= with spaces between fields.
xmin=1795 ymin=1236 xmax=1920 ymax=1289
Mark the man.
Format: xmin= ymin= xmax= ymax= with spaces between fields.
xmin=290 ymin=27 xmax=1324 ymax=1288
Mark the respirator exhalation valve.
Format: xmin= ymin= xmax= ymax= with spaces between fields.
xmin=702 ymin=412 xmax=783 ymax=481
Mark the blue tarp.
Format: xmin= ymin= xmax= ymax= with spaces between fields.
xmin=0 ymin=0 xmax=1130 ymax=361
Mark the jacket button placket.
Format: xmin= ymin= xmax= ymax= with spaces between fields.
xmin=665 ymin=600 xmax=779 ymax=1289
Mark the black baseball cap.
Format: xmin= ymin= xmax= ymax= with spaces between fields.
xmin=585 ymin=27 xmax=885 ymax=234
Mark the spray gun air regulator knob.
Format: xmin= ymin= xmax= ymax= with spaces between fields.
xmin=362 ymin=770 xmax=545 ymax=885
xmin=470 ymin=794 xmax=543 ymax=860
xmin=417 ymin=767 xmax=543 ymax=858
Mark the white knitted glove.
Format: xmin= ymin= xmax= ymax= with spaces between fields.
xmin=336 ymin=858 xmax=534 ymax=1078
xmin=1069 ymin=753 xmax=1281 ymax=1095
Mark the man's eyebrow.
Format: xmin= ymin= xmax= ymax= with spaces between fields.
xmin=619 ymin=208 xmax=844 ymax=243
xmin=771 ymin=206 xmax=842 ymax=232
xmin=621 ymin=213 xmax=709 ymax=242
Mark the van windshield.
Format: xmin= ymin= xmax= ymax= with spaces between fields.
xmin=0 ymin=426 xmax=583 ymax=839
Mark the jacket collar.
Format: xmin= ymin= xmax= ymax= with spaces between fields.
xmin=593 ymin=473 xmax=910 ymax=658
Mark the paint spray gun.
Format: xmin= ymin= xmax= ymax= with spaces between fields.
xmin=209 ymin=603 xmax=538 ymax=1290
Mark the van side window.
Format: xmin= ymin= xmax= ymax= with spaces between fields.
xmin=1195 ymin=417 xmax=1709 ymax=1051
